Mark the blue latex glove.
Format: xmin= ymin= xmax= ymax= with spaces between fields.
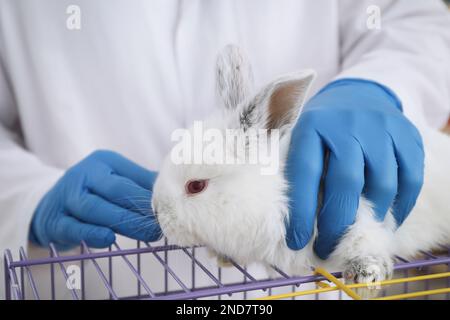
xmin=30 ymin=150 xmax=162 ymax=250
xmin=285 ymin=79 xmax=424 ymax=259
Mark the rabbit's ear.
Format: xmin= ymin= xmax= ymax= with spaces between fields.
xmin=238 ymin=70 xmax=316 ymax=134
xmin=216 ymin=45 xmax=254 ymax=110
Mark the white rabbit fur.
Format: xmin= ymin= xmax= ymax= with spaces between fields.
xmin=152 ymin=45 xmax=450 ymax=297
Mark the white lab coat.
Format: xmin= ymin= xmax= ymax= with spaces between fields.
xmin=1 ymin=0 xmax=450 ymax=299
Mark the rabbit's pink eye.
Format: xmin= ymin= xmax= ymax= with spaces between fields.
xmin=185 ymin=180 xmax=208 ymax=195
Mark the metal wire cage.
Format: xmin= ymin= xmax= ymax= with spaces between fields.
xmin=4 ymin=240 xmax=450 ymax=300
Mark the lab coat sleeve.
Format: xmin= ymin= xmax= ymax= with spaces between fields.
xmin=0 ymin=53 xmax=63 ymax=260
xmin=337 ymin=0 xmax=450 ymax=129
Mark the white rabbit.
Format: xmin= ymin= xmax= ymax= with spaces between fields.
xmin=152 ymin=45 xmax=450 ymax=298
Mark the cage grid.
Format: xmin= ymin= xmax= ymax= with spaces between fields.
xmin=4 ymin=241 xmax=450 ymax=300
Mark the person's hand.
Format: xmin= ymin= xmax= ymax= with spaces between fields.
xmin=285 ymin=79 xmax=425 ymax=259
xmin=30 ymin=150 xmax=162 ymax=250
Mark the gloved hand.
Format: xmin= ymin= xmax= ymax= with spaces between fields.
xmin=285 ymin=79 xmax=425 ymax=259
xmin=30 ymin=150 xmax=162 ymax=250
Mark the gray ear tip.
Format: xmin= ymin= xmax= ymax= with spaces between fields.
xmin=216 ymin=44 xmax=254 ymax=110
xmin=220 ymin=44 xmax=244 ymax=56
xmin=216 ymin=44 xmax=249 ymax=69
xmin=222 ymin=43 xmax=240 ymax=52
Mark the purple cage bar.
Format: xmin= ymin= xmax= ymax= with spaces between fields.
xmin=4 ymin=241 xmax=450 ymax=300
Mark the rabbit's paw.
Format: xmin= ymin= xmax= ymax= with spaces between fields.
xmin=207 ymin=248 xmax=234 ymax=268
xmin=216 ymin=254 xmax=233 ymax=267
xmin=343 ymin=256 xmax=393 ymax=299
